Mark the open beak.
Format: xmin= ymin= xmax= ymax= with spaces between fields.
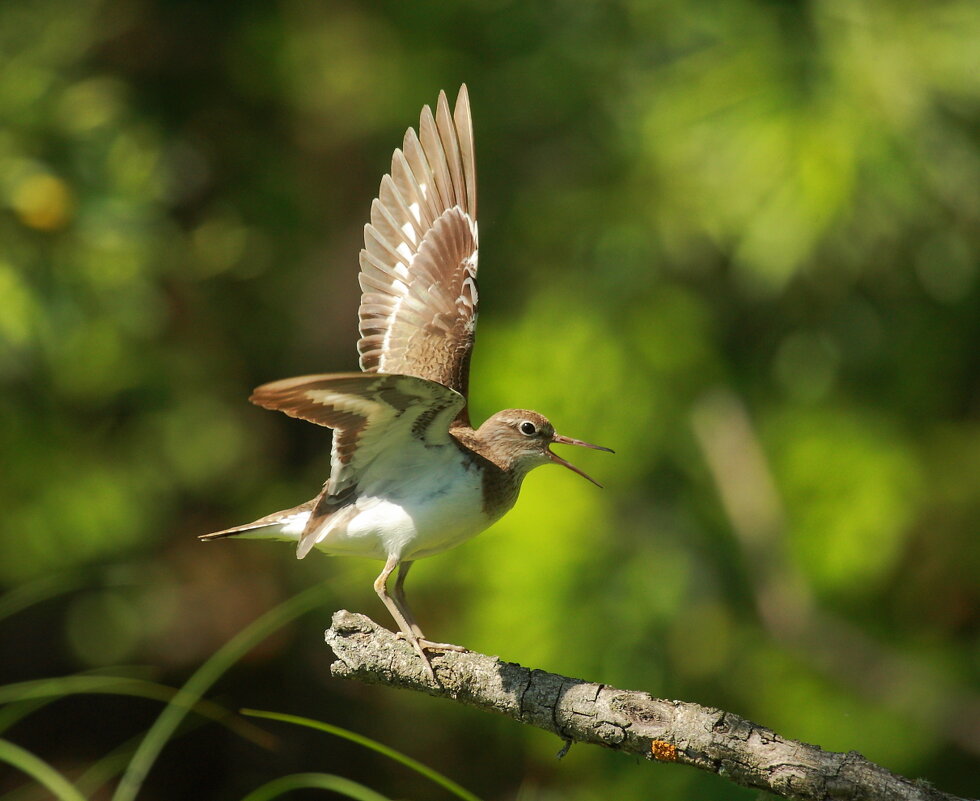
xmin=549 ymin=434 xmax=614 ymax=488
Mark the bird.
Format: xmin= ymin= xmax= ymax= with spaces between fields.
xmin=200 ymin=85 xmax=612 ymax=677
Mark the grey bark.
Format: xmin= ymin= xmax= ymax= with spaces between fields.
xmin=325 ymin=610 xmax=970 ymax=801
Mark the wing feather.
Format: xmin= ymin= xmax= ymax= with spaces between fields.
xmin=454 ymin=88 xmax=477 ymax=216
xmin=436 ymin=91 xmax=466 ymax=207
xmin=356 ymin=85 xmax=479 ymax=424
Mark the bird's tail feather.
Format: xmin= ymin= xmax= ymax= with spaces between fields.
xmin=198 ymin=506 xmax=312 ymax=543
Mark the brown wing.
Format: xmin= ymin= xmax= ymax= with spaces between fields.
xmin=357 ymin=85 xmax=479 ymax=423
xmin=250 ymin=372 xmax=465 ymax=497
xmin=250 ymin=372 xmax=466 ymax=557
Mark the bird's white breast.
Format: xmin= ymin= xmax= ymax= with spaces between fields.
xmin=314 ymin=439 xmax=490 ymax=561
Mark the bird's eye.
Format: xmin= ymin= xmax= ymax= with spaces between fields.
xmin=519 ymin=421 xmax=537 ymax=436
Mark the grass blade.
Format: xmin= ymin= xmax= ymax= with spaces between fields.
xmin=0 ymin=738 xmax=86 ymax=801
xmin=75 ymin=737 xmax=139 ymax=800
xmin=112 ymin=582 xmax=333 ymax=801
xmin=0 ymin=674 xmax=273 ymax=747
xmin=0 ymin=700 xmax=47 ymax=735
xmin=241 ymin=709 xmax=481 ymax=801
xmin=0 ymin=573 xmax=87 ymax=623
xmin=239 ymin=773 xmax=391 ymax=801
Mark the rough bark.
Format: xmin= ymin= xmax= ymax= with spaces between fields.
xmin=325 ymin=611 xmax=970 ymax=801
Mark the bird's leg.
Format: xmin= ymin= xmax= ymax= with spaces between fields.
xmin=373 ymin=556 xmax=436 ymax=679
xmin=391 ymin=561 xmax=467 ymax=654
xmin=391 ymin=561 xmax=425 ymax=639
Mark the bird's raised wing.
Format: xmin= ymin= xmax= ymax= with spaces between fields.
xmin=250 ymin=372 xmax=465 ymax=556
xmin=357 ymin=85 xmax=479 ymax=423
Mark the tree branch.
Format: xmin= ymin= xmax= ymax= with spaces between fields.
xmin=325 ymin=611 xmax=969 ymax=801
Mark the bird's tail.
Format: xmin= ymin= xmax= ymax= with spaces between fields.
xmin=198 ymin=503 xmax=313 ymax=543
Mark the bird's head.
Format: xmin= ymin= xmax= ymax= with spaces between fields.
xmin=476 ymin=409 xmax=613 ymax=486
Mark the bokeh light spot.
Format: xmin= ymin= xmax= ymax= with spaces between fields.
xmin=11 ymin=172 xmax=74 ymax=230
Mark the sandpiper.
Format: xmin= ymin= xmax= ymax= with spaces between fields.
xmin=201 ymin=85 xmax=612 ymax=676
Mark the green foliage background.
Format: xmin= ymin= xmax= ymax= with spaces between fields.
xmin=1 ymin=0 xmax=978 ymax=798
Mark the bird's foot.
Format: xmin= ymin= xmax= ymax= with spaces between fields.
xmin=393 ymin=633 xmax=467 ymax=680
xmin=397 ymin=633 xmax=437 ymax=681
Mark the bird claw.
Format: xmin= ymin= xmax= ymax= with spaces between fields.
xmin=417 ymin=652 xmax=437 ymax=682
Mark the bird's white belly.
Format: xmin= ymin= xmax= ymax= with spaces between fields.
xmin=315 ymin=445 xmax=489 ymax=561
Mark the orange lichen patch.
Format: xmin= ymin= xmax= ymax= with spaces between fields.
xmin=650 ymin=740 xmax=677 ymax=761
